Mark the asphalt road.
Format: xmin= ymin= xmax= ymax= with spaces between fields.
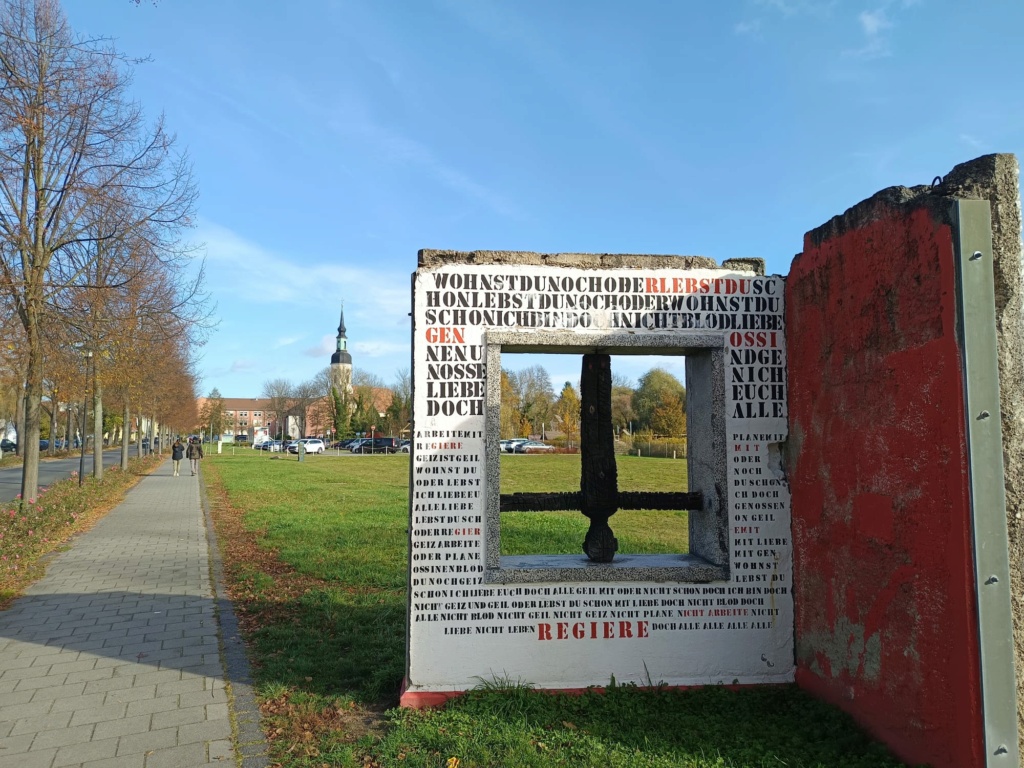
xmin=0 ymin=447 xmax=145 ymax=503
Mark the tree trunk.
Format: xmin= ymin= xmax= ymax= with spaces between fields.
xmin=14 ymin=377 xmax=25 ymax=457
xmin=93 ymin=379 xmax=103 ymax=480
xmin=65 ymin=406 xmax=72 ymax=454
xmin=48 ymin=394 xmax=58 ymax=456
xmin=20 ymin=317 xmax=43 ymax=503
xmin=121 ymin=403 xmax=130 ymax=470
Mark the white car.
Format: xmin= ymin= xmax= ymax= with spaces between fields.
xmin=289 ymin=438 xmax=325 ymax=454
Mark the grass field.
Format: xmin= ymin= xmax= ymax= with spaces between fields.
xmin=203 ymin=451 xmax=910 ymax=768
xmin=499 ymin=454 xmax=689 ymax=555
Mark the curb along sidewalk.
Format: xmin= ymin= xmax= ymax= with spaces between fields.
xmin=0 ymin=458 xmax=270 ymax=768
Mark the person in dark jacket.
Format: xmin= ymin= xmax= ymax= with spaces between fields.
xmin=186 ymin=438 xmax=204 ymax=476
xmin=171 ymin=439 xmax=185 ymax=476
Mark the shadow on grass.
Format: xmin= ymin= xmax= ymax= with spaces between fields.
xmin=242 ymin=586 xmax=406 ymax=705
xmin=376 ymin=683 xmax=911 ymax=768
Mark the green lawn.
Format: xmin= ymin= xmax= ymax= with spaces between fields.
xmin=203 ymin=451 xmax=909 ymax=768
xmin=499 ymin=454 xmax=689 ymax=555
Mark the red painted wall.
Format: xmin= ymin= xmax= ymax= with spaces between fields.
xmin=787 ymin=204 xmax=983 ymax=767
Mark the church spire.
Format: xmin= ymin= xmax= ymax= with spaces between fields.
xmin=331 ymin=301 xmax=352 ymax=367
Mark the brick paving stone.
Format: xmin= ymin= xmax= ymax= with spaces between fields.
xmin=0 ymin=462 xmax=265 ymax=767
xmin=30 ymin=723 xmax=98 ymax=749
xmin=83 ymin=676 xmax=135 ymax=695
xmin=143 ymin=742 xmax=208 ymax=768
xmin=0 ymin=698 xmax=54 ymax=721
xmin=177 ymin=719 xmax=232 ymax=746
xmin=81 ymin=756 xmax=144 ymax=768
xmin=52 ymin=737 xmax=120 ymax=766
xmin=9 ymin=710 xmax=72 ymax=735
xmin=178 ymin=689 xmax=227 ymax=708
xmin=155 ymin=677 xmax=206 ymax=697
xmin=103 ymin=685 xmax=157 ymax=705
xmin=150 ymin=705 xmax=207 ymax=730
xmin=125 ymin=695 xmax=180 ymax=717
xmin=208 ymin=739 xmax=233 ymax=762
xmin=68 ymin=701 xmax=128 ymax=727
xmin=47 ymin=691 xmax=107 ymax=712
xmin=114 ymin=726 xmax=178 ymax=757
xmin=0 ymin=746 xmax=57 ymax=768
xmin=66 ymin=667 xmax=116 ymax=684
xmin=29 ymin=680 xmax=87 ymax=701
xmin=0 ymin=732 xmax=35 ymax=755
xmin=91 ymin=714 xmax=154 ymax=741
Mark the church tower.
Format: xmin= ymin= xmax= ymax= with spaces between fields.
xmin=330 ymin=304 xmax=352 ymax=393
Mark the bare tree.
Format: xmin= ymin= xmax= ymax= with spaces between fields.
xmin=384 ymin=368 xmax=411 ymax=437
xmin=290 ymin=379 xmax=321 ymax=438
xmin=260 ymin=378 xmax=292 ymax=441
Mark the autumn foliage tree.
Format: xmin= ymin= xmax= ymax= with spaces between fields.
xmin=0 ymin=0 xmax=202 ymax=501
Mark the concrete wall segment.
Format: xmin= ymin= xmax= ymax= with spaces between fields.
xmin=787 ymin=180 xmax=984 ymax=767
xmin=406 ymin=255 xmax=792 ymax=699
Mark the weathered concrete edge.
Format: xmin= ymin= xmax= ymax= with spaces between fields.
xmin=199 ymin=468 xmax=273 ymax=768
xmin=418 ymin=249 xmax=766 ymax=275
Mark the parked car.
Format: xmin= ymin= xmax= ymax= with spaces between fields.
xmin=501 ymin=439 xmax=529 ymax=453
xmin=39 ymin=439 xmax=49 ymax=450
xmin=288 ymin=438 xmax=326 ymax=454
xmin=353 ymin=437 xmax=399 ymax=454
xmin=512 ymin=440 xmax=554 ymax=453
xmin=347 ymin=438 xmax=369 ymax=452
xmin=1 ymin=438 xmax=16 ymax=452
xmin=260 ymin=440 xmax=283 ymax=452
xmin=399 ymin=440 xmax=411 ymax=453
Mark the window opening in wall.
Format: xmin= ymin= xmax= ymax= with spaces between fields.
xmin=484 ymin=332 xmax=728 ymax=584
xmin=499 ymin=353 xmax=691 ymax=559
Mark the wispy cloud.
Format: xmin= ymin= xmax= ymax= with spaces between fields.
xmin=844 ymin=7 xmax=898 ymax=59
xmin=229 ymin=359 xmax=257 ymax=373
xmin=753 ymin=0 xmax=836 ymax=19
xmin=304 ymin=336 xmax=336 ymax=358
xmin=959 ymin=133 xmax=987 ymax=151
xmin=273 ymin=336 xmax=302 ymax=349
xmin=734 ymin=19 xmax=762 ymax=36
xmin=273 ymin=72 xmax=521 ymax=220
xmin=353 ymin=340 xmax=410 ymax=359
xmin=198 ymin=219 xmax=410 ymax=319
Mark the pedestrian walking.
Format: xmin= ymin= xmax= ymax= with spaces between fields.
xmin=171 ymin=438 xmax=185 ymax=476
xmin=186 ymin=437 xmax=204 ymax=475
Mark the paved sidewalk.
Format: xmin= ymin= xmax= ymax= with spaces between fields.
xmin=0 ymin=460 xmax=267 ymax=768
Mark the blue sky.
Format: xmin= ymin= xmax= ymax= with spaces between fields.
xmin=66 ymin=0 xmax=1024 ymax=397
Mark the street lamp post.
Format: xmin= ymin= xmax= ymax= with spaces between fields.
xmin=78 ymin=350 xmax=92 ymax=486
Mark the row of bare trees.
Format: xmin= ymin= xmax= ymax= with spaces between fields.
xmin=0 ymin=0 xmax=210 ymax=501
